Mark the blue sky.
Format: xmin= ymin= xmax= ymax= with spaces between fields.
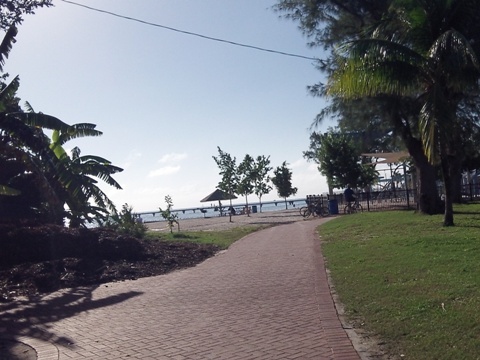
xmin=6 ymin=0 xmax=335 ymax=211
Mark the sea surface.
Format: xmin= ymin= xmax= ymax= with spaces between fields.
xmin=136 ymin=198 xmax=313 ymax=223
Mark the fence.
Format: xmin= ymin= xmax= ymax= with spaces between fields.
xmin=313 ymin=182 xmax=480 ymax=214
xmin=461 ymin=182 xmax=480 ymax=201
xmin=325 ymin=188 xmax=416 ymax=213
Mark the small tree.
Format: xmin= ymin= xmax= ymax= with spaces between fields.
xmin=237 ymin=154 xmax=255 ymax=216
xmin=252 ymin=155 xmax=272 ymax=212
xmin=212 ymin=147 xmax=238 ymax=218
xmin=272 ymin=161 xmax=297 ymax=209
xmin=159 ymin=195 xmax=179 ymax=233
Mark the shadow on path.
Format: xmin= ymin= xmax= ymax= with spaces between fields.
xmin=0 ymin=285 xmax=142 ymax=352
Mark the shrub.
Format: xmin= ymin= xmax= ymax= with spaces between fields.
xmin=100 ymin=203 xmax=147 ymax=238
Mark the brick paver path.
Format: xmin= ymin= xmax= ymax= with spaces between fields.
xmin=1 ymin=218 xmax=360 ymax=359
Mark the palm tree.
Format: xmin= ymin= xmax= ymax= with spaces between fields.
xmin=56 ymin=146 xmax=123 ymax=227
xmin=25 ymin=103 xmax=123 ymax=227
xmin=1 ymin=26 xmax=67 ymax=221
xmin=0 ymin=76 xmax=69 ymax=223
xmin=328 ymin=0 xmax=480 ymax=226
xmin=0 ymin=25 xmax=123 ymax=226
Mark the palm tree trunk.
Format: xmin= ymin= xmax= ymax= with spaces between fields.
xmin=440 ymin=150 xmax=455 ymax=226
xmin=414 ymin=155 xmax=443 ymax=215
xmin=404 ymin=137 xmax=443 ymax=214
xmin=390 ymin=109 xmax=443 ymax=214
xmin=440 ymin=140 xmax=455 ymax=226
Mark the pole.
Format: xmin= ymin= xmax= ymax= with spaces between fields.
xmin=403 ymin=162 xmax=410 ymax=208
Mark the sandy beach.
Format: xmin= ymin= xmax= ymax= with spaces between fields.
xmin=146 ymin=208 xmax=311 ymax=232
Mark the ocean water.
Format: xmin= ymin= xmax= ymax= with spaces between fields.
xmin=136 ymin=198 xmax=311 ymax=223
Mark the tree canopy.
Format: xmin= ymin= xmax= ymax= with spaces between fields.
xmin=212 ymin=146 xmax=238 ymax=200
xmin=272 ymin=161 xmax=297 ymax=209
xmin=1 ymin=0 xmax=53 ymax=30
xmin=252 ymin=155 xmax=272 ymax=212
xmin=276 ymin=0 xmax=480 ymax=224
xmin=305 ymin=129 xmax=378 ymax=190
xmin=326 ymin=0 xmax=480 ymax=225
xmin=237 ymin=154 xmax=255 ymax=216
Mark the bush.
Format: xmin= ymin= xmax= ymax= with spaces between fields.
xmin=100 ymin=203 xmax=147 ymax=238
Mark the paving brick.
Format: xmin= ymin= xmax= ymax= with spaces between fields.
xmin=1 ymin=218 xmax=361 ymax=359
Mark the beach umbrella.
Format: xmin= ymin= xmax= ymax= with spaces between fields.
xmin=200 ymin=189 xmax=237 ymax=216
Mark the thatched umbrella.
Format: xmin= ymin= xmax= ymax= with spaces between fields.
xmin=200 ymin=189 xmax=237 ymax=217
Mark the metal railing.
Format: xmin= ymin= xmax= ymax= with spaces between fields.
xmin=325 ymin=188 xmax=416 ymax=213
xmin=318 ymin=182 xmax=480 ymax=214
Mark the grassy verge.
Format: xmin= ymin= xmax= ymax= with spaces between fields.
xmin=145 ymin=225 xmax=267 ymax=249
xmin=319 ymin=204 xmax=480 ymax=359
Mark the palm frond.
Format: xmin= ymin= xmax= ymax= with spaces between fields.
xmin=0 ymin=75 xmax=20 ymax=110
xmin=328 ymin=39 xmax=427 ymax=98
xmin=0 ymin=184 xmax=21 ymax=196
xmin=428 ymin=30 xmax=480 ymax=91
xmin=75 ymin=161 xmax=123 ymax=189
xmin=57 ymin=123 xmax=103 ymax=145
xmin=77 ymin=154 xmax=115 ymax=165
xmin=11 ymin=112 xmax=72 ymax=132
xmin=71 ymin=146 xmax=81 ymax=160
xmin=419 ymin=84 xmax=453 ymax=164
xmin=0 ymin=25 xmax=18 ymax=73
xmin=23 ymin=101 xmax=35 ymax=113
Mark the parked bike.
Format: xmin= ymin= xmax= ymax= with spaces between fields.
xmin=300 ymin=197 xmax=330 ymax=218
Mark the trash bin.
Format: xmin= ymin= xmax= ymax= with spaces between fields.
xmin=252 ymin=205 xmax=258 ymax=213
xmin=328 ymin=199 xmax=338 ymax=215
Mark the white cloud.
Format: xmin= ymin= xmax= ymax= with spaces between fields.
xmin=122 ymin=150 xmax=142 ymax=169
xmin=290 ymin=157 xmax=307 ymax=169
xmin=288 ymin=158 xmax=329 ymax=196
xmin=145 ymin=153 xmax=187 ymax=179
xmin=158 ymin=153 xmax=187 ymax=163
xmin=148 ymin=165 xmax=181 ymax=178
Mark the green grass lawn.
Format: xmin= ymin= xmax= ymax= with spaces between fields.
xmin=145 ymin=225 xmax=267 ymax=249
xmin=319 ymin=204 xmax=480 ymax=359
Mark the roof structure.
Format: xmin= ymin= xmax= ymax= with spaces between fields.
xmin=362 ymin=151 xmax=410 ymax=164
xmin=200 ymin=189 xmax=237 ymax=203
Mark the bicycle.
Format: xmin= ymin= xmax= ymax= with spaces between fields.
xmin=315 ymin=202 xmax=330 ymax=217
xmin=344 ymin=200 xmax=363 ymax=214
xmin=300 ymin=200 xmax=330 ymax=218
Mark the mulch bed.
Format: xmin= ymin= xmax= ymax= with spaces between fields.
xmin=0 ymin=224 xmax=220 ymax=302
